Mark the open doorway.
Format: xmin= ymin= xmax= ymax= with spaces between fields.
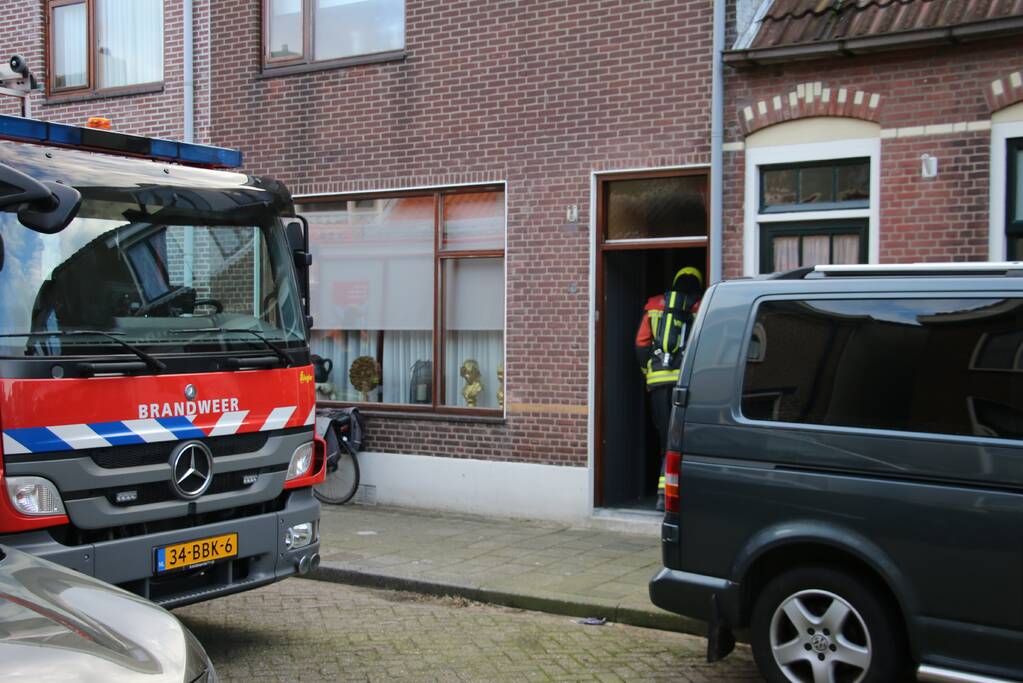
xmin=594 ymin=169 xmax=710 ymax=510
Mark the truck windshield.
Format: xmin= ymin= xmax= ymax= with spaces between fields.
xmin=0 ymin=201 xmax=306 ymax=358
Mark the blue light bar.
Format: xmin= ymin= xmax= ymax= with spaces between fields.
xmin=0 ymin=114 xmax=243 ymax=169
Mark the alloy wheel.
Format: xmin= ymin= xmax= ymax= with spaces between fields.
xmin=769 ymin=588 xmax=871 ymax=683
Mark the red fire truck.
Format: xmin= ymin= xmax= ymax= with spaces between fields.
xmin=0 ymin=112 xmax=324 ymax=607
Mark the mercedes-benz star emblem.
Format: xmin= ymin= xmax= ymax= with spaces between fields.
xmin=184 ymin=384 xmax=197 ymax=401
xmin=169 ymin=441 xmax=214 ymax=500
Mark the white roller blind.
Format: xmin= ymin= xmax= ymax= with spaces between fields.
xmin=97 ymin=0 xmax=164 ymax=88
xmin=52 ymin=3 xmax=88 ymax=89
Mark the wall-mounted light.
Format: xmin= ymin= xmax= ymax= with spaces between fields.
xmin=921 ymin=154 xmax=939 ymax=179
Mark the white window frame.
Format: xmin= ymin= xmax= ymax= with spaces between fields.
xmin=744 ymin=137 xmax=881 ymax=276
xmin=989 ymin=119 xmax=1023 ymax=260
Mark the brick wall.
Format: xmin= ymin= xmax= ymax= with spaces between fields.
xmin=207 ymin=0 xmax=714 ymax=467
xmin=723 ymin=39 xmax=1023 ymax=277
xmin=0 ymin=0 xmax=207 ymax=141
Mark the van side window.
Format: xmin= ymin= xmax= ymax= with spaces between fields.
xmin=741 ymin=298 xmax=1023 ymax=439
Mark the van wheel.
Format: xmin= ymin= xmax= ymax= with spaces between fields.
xmin=750 ymin=566 xmax=907 ymax=683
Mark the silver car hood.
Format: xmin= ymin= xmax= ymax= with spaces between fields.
xmin=0 ymin=546 xmax=206 ymax=682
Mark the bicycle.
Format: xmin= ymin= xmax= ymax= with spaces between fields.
xmin=313 ymin=407 xmax=364 ymax=505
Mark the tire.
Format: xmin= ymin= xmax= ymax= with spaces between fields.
xmin=749 ymin=565 xmax=909 ymax=683
xmin=313 ymin=447 xmax=360 ymax=505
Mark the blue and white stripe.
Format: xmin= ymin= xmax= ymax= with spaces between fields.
xmin=2 ymin=405 xmax=314 ymax=455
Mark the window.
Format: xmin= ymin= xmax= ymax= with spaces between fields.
xmin=743 ymin=122 xmax=879 ymax=276
xmin=741 ymin=298 xmax=1023 ymax=440
xmin=760 ymin=159 xmax=869 ymax=213
xmin=264 ymin=0 xmax=405 ymax=69
xmin=47 ymin=0 xmax=165 ymax=94
xmin=604 ymin=174 xmax=708 ymax=241
xmin=1008 ymin=138 xmax=1023 ymax=260
xmin=756 ymin=158 xmax=870 ymax=273
xmin=760 ymin=221 xmax=867 ymax=273
xmin=302 ymin=188 xmax=505 ymax=413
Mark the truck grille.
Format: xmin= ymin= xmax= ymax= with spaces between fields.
xmin=100 ymin=466 xmax=286 ymax=506
xmin=91 ymin=431 xmax=271 ymax=468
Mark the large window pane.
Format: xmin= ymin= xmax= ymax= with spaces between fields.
xmin=314 ymin=0 xmax=405 ymax=61
xmin=52 ymin=3 xmax=88 ymax=89
xmin=442 ymin=192 xmax=505 ymax=251
xmin=96 ymin=0 xmax=164 ymax=88
xmin=305 ymin=197 xmax=434 ymax=404
xmin=443 ymin=258 xmax=504 ymax=408
xmin=269 ymin=0 xmax=303 ymax=59
xmin=742 ymin=298 xmax=1023 ymax=439
xmin=606 ymin=175 xmax=708 ymax=240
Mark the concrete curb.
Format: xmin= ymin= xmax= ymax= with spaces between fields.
xmin=301 ymin=563 xmax=707 ymax=636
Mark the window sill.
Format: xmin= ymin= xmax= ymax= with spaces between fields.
xmin=44 ymin=83 xmax=165 ymax=106
xmin=257 ymin=51 xmax=407 ymax=79
xmin=317 ymin=402 xmax=505 ymax=425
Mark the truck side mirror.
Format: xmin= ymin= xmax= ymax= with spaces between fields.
xmin=286 ymin=217 xmax=313 ymax=324
xmin=0 ymin=163 xmax=81 ymax=234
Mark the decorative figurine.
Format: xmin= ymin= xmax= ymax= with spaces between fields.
xmin=460 ymin=359 xmax=483 ymax=407
xmin=349 ymin=355 xmax=380 ymax=402
xmin=497 ymin=363 xmax=505 ymax=409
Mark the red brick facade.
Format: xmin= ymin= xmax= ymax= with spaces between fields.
xmin=204 ymin=0 xmax=714 ymax=468
xmin=0 ymin=0 xmax=211 ymax=140
xmin=724 ymin=38 xmax=1023 ymax=277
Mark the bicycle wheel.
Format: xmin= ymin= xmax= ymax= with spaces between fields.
xmin=313 ymin=447 xmax=360 ymax=505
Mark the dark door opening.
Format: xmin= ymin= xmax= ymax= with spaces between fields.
xmin=599 ymin=246 xmax=707 ymax=510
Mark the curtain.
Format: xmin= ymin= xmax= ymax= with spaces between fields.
xmin=772 ymin=236 xmax=799 ymax=272
xmin=53 ymin=3 xmax=87 ymax=88
xmin=832 ymin=234 xmax=860 ymax=264
xmin=382 ymin=331 xmax=432 ymax=404
xmin=445 ymin=331 xmax=503 ymax=408
xmin=96 ymin=0 xmax=164 ymax=89
xmin=801 ymin=235 xmax=830 ymax=267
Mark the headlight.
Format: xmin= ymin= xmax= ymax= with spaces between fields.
xmin=284 ymin=521 xmax=316 ymax=549
xmin=286 ymin=442 xmax=313 ymax=481
xmin=6 ymin=477 xmax=65 ymax=516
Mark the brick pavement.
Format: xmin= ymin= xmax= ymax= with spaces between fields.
xmin=178 ymin=579 xmax=762 ymax=682
xmin=311 ymin=504 xmax=701 ymax=634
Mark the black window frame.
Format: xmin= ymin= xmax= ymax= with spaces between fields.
xmin=759 ymin=158 xmax=871 ymax=214
xmin=1008 ymin=137 xmax=1023 ymax=260
xmin=759 ymin=220 xmax=868 ymax=274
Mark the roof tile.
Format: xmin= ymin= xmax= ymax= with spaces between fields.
xmin=751 ymin=0 xmax=1023 ymax=50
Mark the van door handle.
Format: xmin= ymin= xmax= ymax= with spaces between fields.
xmin=672 ymin=387 xmax=688 ymax=407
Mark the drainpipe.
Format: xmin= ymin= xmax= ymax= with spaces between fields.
xmin=709 ymin=0 xmax=724 ymax=284
xmin=183 ymin=0 xmax=195 ymax=287
xmin=183 ymin=0 xmax=194 ymax=144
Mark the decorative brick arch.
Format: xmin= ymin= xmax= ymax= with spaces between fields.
xmin=986 ymin=69 xmax=1023 ymax=113
xmin=739 ymin=82 xmax=883 ymax=136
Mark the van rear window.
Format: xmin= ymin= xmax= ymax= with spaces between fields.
xmin=741 ymin=298 xmax=1023 ymax=440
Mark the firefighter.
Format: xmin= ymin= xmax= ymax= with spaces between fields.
xmin=635 ymin=266 xmax=704 ymax=511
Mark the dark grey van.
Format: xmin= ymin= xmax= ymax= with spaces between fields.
xmin=649 ymin=263 xmax=1023 ymax=683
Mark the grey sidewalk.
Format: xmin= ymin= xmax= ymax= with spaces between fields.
xmin=306 ymin=504 xmax=705 ymax=635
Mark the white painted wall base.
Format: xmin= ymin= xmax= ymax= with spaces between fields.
xmin=356 ymin=451 xmax=591 ymax=524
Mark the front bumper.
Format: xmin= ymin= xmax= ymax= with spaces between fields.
xmin=1 ymin=487 xmax=320 ymax=608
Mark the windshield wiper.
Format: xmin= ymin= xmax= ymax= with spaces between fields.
xmin=0 ymin=330 xmax=167 ymax=373
xmin=171 ymin=327 xmax=293 ymax=367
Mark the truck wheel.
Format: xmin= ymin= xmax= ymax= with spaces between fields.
xmin=750 ymin=565 xmax=908 ymax=683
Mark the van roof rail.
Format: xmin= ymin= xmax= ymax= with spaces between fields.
xmin=791 ymin=262 xmax=1023 ymax=278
